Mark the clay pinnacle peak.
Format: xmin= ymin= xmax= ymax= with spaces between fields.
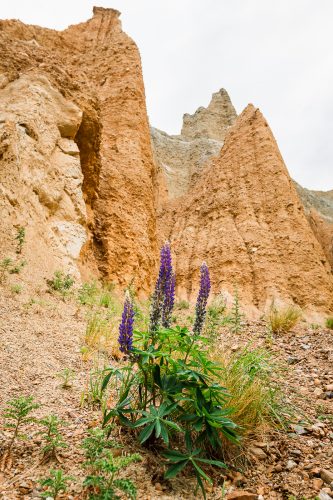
xmin=93 ymin=6 xmax=121 ymax=17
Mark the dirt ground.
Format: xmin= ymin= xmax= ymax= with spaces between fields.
xmin=0 ymin=282 xmax=332 ymax=500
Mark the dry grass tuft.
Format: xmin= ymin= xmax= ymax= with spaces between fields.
xmin=268 ymin=303 xmax=302 ymax=334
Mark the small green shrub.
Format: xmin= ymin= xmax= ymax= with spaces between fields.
xmin=0 ymin=257 xmax=25 ymax=283
xmin=268 ymin=303 xmax=302 ymax=334
xmin=230 ymin=287 xmax=245 ymax=334
xmin=78 ymin=281 xmax=99 ymax=306
xmin=82 ymin=427 xmax=140 ymax=499
xmin=2 ymin=396 xmax=40 ymax=452
xmin=47 ymin=271 xmax=74 ymax=296
xmin=10 ymin=284 xmax=22 ymax=294
xmin=15 ymin=226 xmax=25 ymax=254
xmin=326 ymin=317 xmax=333 ymax=330
xmin=176 ymin=300 xmax=189 ymax=310
xmin=57 ymin=368 xmax=75 ymax=388
xmin=38 ymin=414 xmax=67 ymax=462
xmin=39 ymin=469 xmax=73 ymax=499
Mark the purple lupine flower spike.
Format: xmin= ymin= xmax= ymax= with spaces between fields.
xmin=149 ymin=242 xmax=175 ymax=333
xmin=193 ymin=262 xmax=211 ymax=336
xmin=118 ymin=292 xmax=135 ymax=354
xmin=162 ymin=271 xmax=176 ymax=328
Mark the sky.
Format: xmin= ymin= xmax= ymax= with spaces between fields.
xmin=1 ymin=0 xmax=332 ymax=190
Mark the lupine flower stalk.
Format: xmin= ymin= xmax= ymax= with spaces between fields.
xmin=193 ymin=262 xmax=211 ymax=336
xmin=118 ymin=292 xmax=135 ymax=355
xmin=149 ymin=242 xmax=175 ymax=333
xmin=162 ymin=271 xmax=176 ymax=328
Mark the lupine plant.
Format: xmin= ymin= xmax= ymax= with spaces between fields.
xmin=102 ymin=244 xmax=238 ymax=498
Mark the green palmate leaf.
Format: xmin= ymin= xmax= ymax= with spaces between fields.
xmin=164 ymin=460 xmax=188 ymax=479
xmin=114 ymin=478 xmax=137 ymax=499
xmin=138 ymin=422 xmax=155 ymax=444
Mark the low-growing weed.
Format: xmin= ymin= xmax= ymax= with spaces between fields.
xmin=39 ymin=469 xmax=73 ymax=499
xmin=268 ymin=302 xmax=302 ymax=334
xmin=78 ymin=281 xmax=99 ymax=306
xmin=47 ymin=271 xmax=74 ymax=297
xmin=326 ymin=317 xmax=333 ymax=329
xmin=38 ymin=414 xmax=67 ymax=462
xmin=81 ymin=367 xmax=108 ymax=409
xmin=57 ymin=368 xmax=75 ymax=388
xmin=10 ymin=284 xmax=22 ymax=294
xmin=15 ymin=226 xmax=25 ymax=254
xmin=229 ymin=287 xmax=245 ymax=334
xmin=176 ymin=300 xmax=189 ymax=310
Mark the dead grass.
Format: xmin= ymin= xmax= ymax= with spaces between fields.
xmin=268 ymin=303 xmax=302 ymax=334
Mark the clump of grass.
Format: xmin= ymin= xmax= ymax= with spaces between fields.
xmin=176 ymin=300 xmax=190 ymax=310
xmin=78 ymin=281 xmax=99 ymax=306
xmin=81 ymin=367 xmax=108 ymax=409
xmin=216 ymin=347 xmax=285 ymax=437
xmin=10 ymin=284 xmax=22 ymax=295
xmin=268 ymin=302 xmax=302 ymax=334
xmin=326 ymin=317 xmax=333 ymax=330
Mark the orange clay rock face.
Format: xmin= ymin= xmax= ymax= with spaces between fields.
xmin=157 ymin=105 xmax=333 ymax=313
xmin=0 ymin=8 xmax=157 ymax=291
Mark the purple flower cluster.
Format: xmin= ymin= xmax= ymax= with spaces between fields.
xmin=150 ymin=242 xmax=176 ymax=332
xmin=118 ymin=293 xmax=135 ymax=354
xmin=193 ymin=262 xmax=211 ymax=336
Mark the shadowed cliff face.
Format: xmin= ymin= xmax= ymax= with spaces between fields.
xmin=156 ymin=105 xmax=333 ymax=313
xmin=0 ymin=7 xmax=158 ymax=293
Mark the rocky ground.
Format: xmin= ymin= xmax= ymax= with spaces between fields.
xmin=0 ymin=283 xmax=332 ymax=500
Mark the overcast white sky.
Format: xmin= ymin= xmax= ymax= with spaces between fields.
xmin=1 ymin=1 xmax=332 ymax=190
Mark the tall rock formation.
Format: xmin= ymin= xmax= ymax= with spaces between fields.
xmin=295 ymin=183 xmax=333 ymax=270
xmin=151 ymin=89 xmax=236 ymax=200
xmin=157 ymin=105 xmax=333 ymax=312
xmin=0 ymin=7 xmax=157 ymax=291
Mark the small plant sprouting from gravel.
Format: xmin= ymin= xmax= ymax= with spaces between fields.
xmin=230 ymin=286 xmax=245 ymax=334
xmin=15 ymin=226 xmax=26 ymax=254
xmin=39 ymin=469 xmax=74 ymax=499
xmin=268 ymin=302 xmax=302 ymax=334
xmin=38 ymin=414 xmax=68 ymax=463
xmin=57 ymin=368 xmax=75 ymax=388
xmin=47 ymin=271 xmax=74 ymax=298
xmin=326 ymin=317 xmax=333 ymax=330
xmin=10 ymin=284 xmax=22 ymax=294
xmin=82 ymin=427 xmax=140 ymax=499
xmin=1 ymin=396 xmax=40 ymax=471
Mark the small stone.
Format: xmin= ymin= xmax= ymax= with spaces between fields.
xmin=314 ymin=379 xmax=321 ymax=386
xmin=286 ymin=459 xmax=297 ymax=470
xmin=155 ymin=483 xmax=162 ymax=491
xmin=274 ymin=464 xmax=283 ymax=472
xmin=249 ymin=447 xmax=267 ymax=460
xmin=318 ymin=491 xmax=333 ymax=500
xmin=325 ymin=384 xmax=333 ymax=391
xmin=226 ymin=492 xmax=258 ymax=500
xmin=313 ymin=478 xmax=324 ymax=490
xmin=290 ymin=424 xmax=307 ymax=435
xmin=320 ymin=469 xmax=333 ymax=485
xmin=314 ymin=387 xmax=324 ymax=398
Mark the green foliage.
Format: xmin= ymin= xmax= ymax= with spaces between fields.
xmin=57 ymin=368 xmax=75 ymax=388
xmin=15 ymin=226 xmax=25 ymax=254
xmin=38 ymin=414 xmax=67 ymax=461
xmin=326 ymin=317 xmax=333 ymax=329
xmin=134 ymin=402 xmax=182 ymax=446
xmin=102 ymin=325 xmax=238 ymax=498
xmin=39 ymin=469 xmax=73 ymax=499
xmin=78 ymin=281 xmax=100 ymax=306
xmin=163 ymin=433 xmax=226 ymax=499
xmin=176 ymin=300 xmax=190 ymax=310
xmin=82 ymin=427 xmax=120 ymax=468
xmin=268 ymin=303 xmax=302 ymax=334
xmin=82 ymin=427 xmax=140 ymax=499
xmin=47 ymin=271 xmax=74 ymax=296
xmin=230 ymin=287 xmax=244 ymax=334
xmin=2 ymin=396 xmax=40 ymax=450
xmin=10 ymin=284 xmax=22 ymax=294
xmin=217 ymin=347 xmax=286 ymax=434
xmin=0 ymin=257 xmax=26 ymax=283
xmin=82 ymin=368 xmax=108 ymax=409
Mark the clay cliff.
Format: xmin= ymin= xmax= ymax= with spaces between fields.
xmin=155 ymin=105 xmax=333 ymax=312
xmin=0 ymin=7 xmax=157 ymax=292
xmin=0 ymin=8 xmax=332 ymax=314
